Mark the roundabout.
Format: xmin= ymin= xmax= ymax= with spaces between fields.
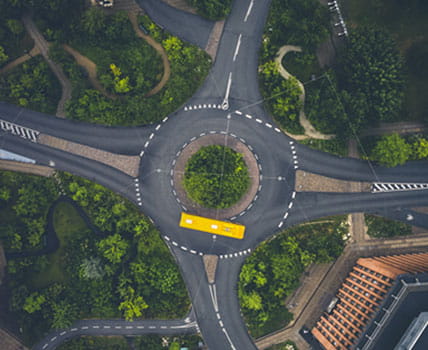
xmin=137 ymin=106 xmax=298 ymax=256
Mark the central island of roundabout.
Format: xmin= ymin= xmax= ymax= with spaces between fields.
xmin=173 ymin=134 xmax=261 ymax=239
xmin=137 ymin=107 xmax=298 ymax=256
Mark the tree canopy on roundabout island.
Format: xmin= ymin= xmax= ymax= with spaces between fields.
xmin=183 ymin=145 xmax=250 ymax=209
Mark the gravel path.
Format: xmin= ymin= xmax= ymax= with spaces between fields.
xmin=0 ymin=45 xmax=40 ymax=75
xmin=128 ymin=11 xmax=171 ymax=97
xmin=275 ymin=45 xmax=335 ymax=140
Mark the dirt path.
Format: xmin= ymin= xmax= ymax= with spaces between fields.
xmin=128 ymin=12 xmax=171 ymax=97
xmin=0 ymin=46 xmax=40 ymax=75
xmin=22 ymin=14 xmax=72 ymax=118
xmin=62 ymin=44 xmax=116 ymax=99
xmin=361 ymin=121 xmax=428 ymax=137
xmin=275 ymin=45 xmax=335 ymax=140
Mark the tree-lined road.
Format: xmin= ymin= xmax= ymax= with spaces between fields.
xmin=1 ymin=0 xmax=428 ymax=349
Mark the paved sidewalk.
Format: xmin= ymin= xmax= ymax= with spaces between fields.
xmin=0 ymin=159 xmax=54 ymax=177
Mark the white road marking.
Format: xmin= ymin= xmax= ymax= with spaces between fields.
xmin=43 ymin=344 xmax=48 ymax=349
xmin=71 ymin=328 xmax=78 ymax=331
xmin=81 ymin=326 xmax=89 ymax=330
xmin=51 ymin=337 xmax=57 ymax=342
xmin=222 ymin=328 xmax=237 ymax=350
xmin=288 ymin=202 xmax=293 ymax=209
xmin=292 ymin=191 xmax=296 ymax=199
xmin=222 ymin=72 xmax=233 ymax=110
xmin=233 ymin=34 xmax=242 ymax=62
xmin=244 ymin=0 xmax=254 ymax=22
xmin=137 ymin=326 xmax=144 ymax=329
xmin=104 ymin=326 xmax=111 ymax=329
xmin=60 ymin=332 xmax=66 ymax=336
xmin=209 ymin=284 xmax=219 ymax=312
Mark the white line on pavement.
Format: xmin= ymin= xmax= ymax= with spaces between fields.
xmin=233 ymin=34 xmax=242 ymax=62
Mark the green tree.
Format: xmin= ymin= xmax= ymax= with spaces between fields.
xmin=370 ymin=133 xmax=412 ymax=167
xmin=23 ymin=292 xmax=46 ymax=314
xmin=412 ymin=137 xmax=428 ymax=159
xmin=118 ymin=286 xmax=148 ymax=321
xmin=51 ymin=301 xmax=77 ymax=329
xmin=97 ymin=233 xmax=129 ymax=264
xmin=183 ymin=145 xmax=250 ymax=208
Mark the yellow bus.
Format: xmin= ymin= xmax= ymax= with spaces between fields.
xmin=179 ymin=212 xmax=245 ymax=240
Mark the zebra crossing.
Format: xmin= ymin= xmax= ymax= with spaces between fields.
xmin=371 ymin=182 xmax=428 ymax=193
xmin=0 ymin=119 xmax=39 ymax=142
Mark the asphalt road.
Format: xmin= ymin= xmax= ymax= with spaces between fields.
xmin=1 ymin=0 xmax=428 ymax=349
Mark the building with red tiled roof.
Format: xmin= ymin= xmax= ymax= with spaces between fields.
xmin=311 ymin=252 xmax=428 ymax=350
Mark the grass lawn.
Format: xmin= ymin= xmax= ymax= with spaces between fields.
xmin=31 ymin=201 xmax=88 ymax=288
xmin=281 ymin=51 xmax=321 ymax=83
xmin=343 ymin=0 xmax=428 ymax=121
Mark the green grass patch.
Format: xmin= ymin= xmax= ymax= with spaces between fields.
xmin=281 ymin=51 xmax=321 ymax=83
xmin=267 ymin=340 xmax=298 ymax=350
xmin=31 ymin=201 xmax=89 ymax=288
xmin=365 ymin=214 xmax=412 ymax=238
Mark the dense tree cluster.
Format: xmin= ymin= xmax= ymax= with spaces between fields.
xmin=63 ymin=12 xmax=211 ymax=125
xmin=338 ymin=26 xmax=404 ymax=129
xmin=369 ymin=133 xmax=428 ymax=167
xmin=0 ymin=57 xmax=61 ymax=114
xmin=184 ymin=145 xmax=249 ymax=208
xmin=0 ymin=171 xmax=57 ymax=251
xmin=2 ymin=171 xmax=189 ymax=344
xmin=187 ymin=0 xmax=232 ymax=20
xmin=239 ymin=217 xmax=347 ymax=337
xmin=262 ymin=0 xmax=330 ymax=57
xmin=258 ymin=0 xmax=329 ymax=135
xmin=260 ymin=61 xmax=303 ymax=134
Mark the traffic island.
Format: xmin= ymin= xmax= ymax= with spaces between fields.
xmin=172 ymin=134 xmax=260 ymax=219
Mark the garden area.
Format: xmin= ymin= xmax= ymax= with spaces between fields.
xmin=52 ymin=7 xmax=211 ymax=126
xmin=183 ymin=145 xmax=250 ymax=209
xmin=0 ymin=170 xmax=190 ymax=346
xmin=239 ymin=216 xmax=347 ymax=338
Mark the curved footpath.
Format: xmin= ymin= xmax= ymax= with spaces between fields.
xmin=128 ymin=11 xmax=171 ymax=96
xmin=0 ymin=45 xmax=40 ymax=75
xmin=275 ymin=45 xmax=334 ymax=140
xmin=22 ymin=15 xmax=72 ymax=118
